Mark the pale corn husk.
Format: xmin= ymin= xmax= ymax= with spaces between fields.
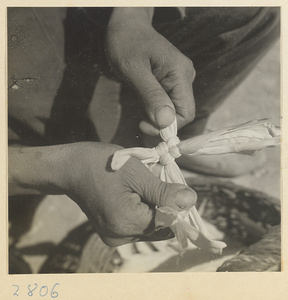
xmin=111 ymin=118 xmax=280 ymax=253
xmin=156 ymin=207 xmax=226 ymax=254
xmin=178 ymin=119 xmax=281 ymax=156
xmin=112 ymin=119 xmax=227 ymax=254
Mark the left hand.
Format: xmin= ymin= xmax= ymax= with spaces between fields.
xmin=9 ymin=142 xmax=197 ymax=247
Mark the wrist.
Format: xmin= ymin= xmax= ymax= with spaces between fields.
xmin=8 ymin=145 xmax=72 ymax=195
xmin=109 ymin=7 xmax=154 ymax=28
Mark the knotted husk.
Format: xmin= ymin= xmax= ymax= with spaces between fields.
xmin=111 ymin=118 xmax=280 ymax=254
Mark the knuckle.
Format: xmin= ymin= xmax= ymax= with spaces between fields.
xmin=183 ymin=97 xmax=196 ymax=122
xmin=185 ymin=57 xmax=194 ymax=69
xmin=120 ymin=58 xmax=136 ymax=75
xmin=175 ymin=56 xmax=196 ymax=83
xmin=108 ymin=209 xmax=141 ymax=237
xmin=107 ymin=212 xmax=127 ymax=237
xmin=126 ymin=206 xmax=149 ymax=233
xmin=183 ymin=109 xmax=195 ymax=124
xmin=184 ymin=59 xmax=196 ymax=81
xmin=110 ymin=223 xmax=128 ymax=237
xmin=178 ymin=112 xmax=194 ymax=128
xmin=155 ymin=182 xmax=174 ymax=207
xmin=141 ymin=87 xmax=163 ymax=104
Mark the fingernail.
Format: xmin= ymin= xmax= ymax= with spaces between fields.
xmin=155 ymin=106 xmax=175 ymax=127
xmin=175 ymin=188 xmax=197 ymax=210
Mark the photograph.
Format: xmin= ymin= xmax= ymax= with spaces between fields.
xmin=7 ymin=6 xmax=282 ymax=276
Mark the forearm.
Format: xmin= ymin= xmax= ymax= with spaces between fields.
xmin=109 ymin=7 xmax=154 ymax=26
xmin=8 ymin=145 xmax=70 ymax=196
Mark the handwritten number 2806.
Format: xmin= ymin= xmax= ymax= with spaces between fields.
xmin=12 ymin=283 xmax=59 ymax=298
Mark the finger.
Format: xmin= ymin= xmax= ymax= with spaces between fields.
xmin=171 ymin=79 xmax=196 ymax=130
xmin=122 ymin=158 xmax=197 ymax=211
xmin=104 ymin=190 xmax=174 ymax=244
xmin=141 ymin=228 xmax=174 ymax=241
xmin=127 ymin=66 xmax=176 ymax=129
xmin=117 ymin=197 xmax=175 ymax=240
xmin=103 ymin=227 xmax=174 ymax=248
xmin=101 ymin=236 xmax=137 ymax=248
xmin=162 ymin=60 xmax=196 ymax=130
xmin=139 ymin=66 xmax=196 ymax=135
xmin=139 ymin=120 xmax=160 ymax=136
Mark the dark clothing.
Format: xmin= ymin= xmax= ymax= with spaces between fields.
xmin=8 ymin=7 xmax=280 ymax=146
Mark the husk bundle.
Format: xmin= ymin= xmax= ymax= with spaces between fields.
xmin=179 ymin=119 xmax=280 ymax=156
xmin=111 ymin=118 xmax=280 ymax=254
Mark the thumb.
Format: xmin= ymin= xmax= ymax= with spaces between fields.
xmin=122 ymin=158 xmax=197 ymax=211
xmin=130 ymin=67 xmax=176 ymax=129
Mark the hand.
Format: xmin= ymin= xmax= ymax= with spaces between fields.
xmin=9 ymin=142 xmax=197 ymax=247
xmin=63 ymin=143 xmax=197 ymax=246
xmin=105 ymin=8 xmax=196 ymax=136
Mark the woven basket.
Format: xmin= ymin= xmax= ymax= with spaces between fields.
xmin=38 ymin=178 xmax=281 ymax=273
